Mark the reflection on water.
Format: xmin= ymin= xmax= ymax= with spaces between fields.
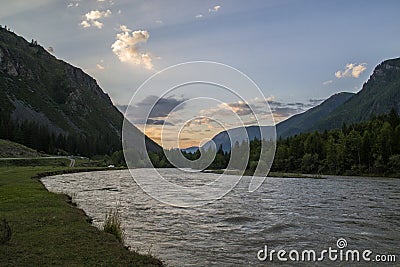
xmin=41 ymin=169 xmax=400 ymax=266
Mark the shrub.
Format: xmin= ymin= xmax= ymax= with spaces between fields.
xmin=0 ymin=219 xmax=12 ymax=244
xmin=103 ymin=209 xmax=124 ymax=243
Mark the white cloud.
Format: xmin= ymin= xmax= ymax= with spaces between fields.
xmin=335 ymin=63 xmax=367 ymax=78
xmin=111 ymin=25 xmax=154 ymax=70
xmin=67 ymin=1 xmax=79 ymax=7
xmin=92 ymin=20 xmax=104 ymax=29
xmin=96 ymin=63 xmax=105 ymax=70
xmin=119 ymin=24 xmax=130 ymax=32
xmin=85 ymin=9 xmax=111 ymax=20
xmin=322 ymin=80 xmax=333 ymax=85
xmin=209 ymin=5 xmax=221 ymax=13
xmin=80 ymin=20 xmax=90 ymax=28
xmin=195 ymin=14 xmax=203 ymax=19
xmin=155 ymin=20 xmax=163 ymax=24
xmin=80 ymin=9 xmax=111 ymax=29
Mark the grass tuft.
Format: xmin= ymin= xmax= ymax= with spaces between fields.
xmin=103 ymin=209 xmax=125 ymax=243
xmin=0 ymin=219 xmax=12 ymax=245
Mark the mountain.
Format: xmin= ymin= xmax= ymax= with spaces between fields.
xmin=202 ymin=125 xmax=275 ymax=152
xmin=193 ymin=57 xmax=400 ymax=150
xmin=203 ymin=92 xmax=355 ymax=151
xmin=0 ymin=27 xmax=160 ymax=156
xmin=310 ymin=57 xmax=400 ymax=131
xmin=276 ymin=92 xmax=354 ymax=138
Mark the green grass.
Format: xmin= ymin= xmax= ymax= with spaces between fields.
xmin=0 ymin=166 xmax=163 ymax=266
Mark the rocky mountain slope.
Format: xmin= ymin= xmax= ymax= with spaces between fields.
xmin=0 ymin=27 xmax=160 ymax=156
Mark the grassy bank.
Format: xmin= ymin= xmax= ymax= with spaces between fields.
xmin=0 ymin=166 xmax=162 ymax=266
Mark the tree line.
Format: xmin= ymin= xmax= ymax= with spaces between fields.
xmin=0 ymin=114 xmax=120 ymax=157
xmin=2 ymin=103 xmax=399 ymax=177
xmin=272 ymin=109 xmax=400 ymax=175
xmin=144 ymin=109 xmax=400 ymax=176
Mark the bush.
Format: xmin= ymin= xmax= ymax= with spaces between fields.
xmin=0 ymin=219 xmax=12 ymax=244
xmin=103 ymin=210 xmax=124 ymax=243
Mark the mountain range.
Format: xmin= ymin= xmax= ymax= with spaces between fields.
xmin=198 ymin=57 xmax=400 ymax=152
xmin=1 ymin=27 xmax=399 ymax=157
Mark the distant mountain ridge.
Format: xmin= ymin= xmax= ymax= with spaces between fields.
xmin=202 ymin=125 xmax=275 ymax=152
xmin=204 ymin=57 xmax=400 ymax=149
xmin=276 ymin=92 xmax=354 ymax=138
xmin=0 ymin=27 xmax=160 ymax=156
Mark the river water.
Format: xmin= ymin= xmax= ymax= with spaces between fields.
xmin=41 ymin=169 xmax=400 ymax=266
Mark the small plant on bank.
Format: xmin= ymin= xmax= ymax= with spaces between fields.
xmin=0 ymin=219 xmax=12 ymax=244
xmin=103 ymin=209 xmax=125 ymax=243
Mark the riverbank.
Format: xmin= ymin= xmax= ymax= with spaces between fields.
xmin=0 ymin=166 xmax=163 ymax=266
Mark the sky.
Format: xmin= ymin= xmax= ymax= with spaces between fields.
xmin=1 ymin=0 xmax=400 ymax=148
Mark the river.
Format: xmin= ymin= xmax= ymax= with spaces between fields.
xmin=41 ymin=169 xmax=400 ymax=266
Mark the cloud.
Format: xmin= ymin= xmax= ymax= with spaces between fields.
xmin=309 ymin=98 xmax=324 ymax=104
xmin=123 ymin=96 xmax=187 ymax=125
xmin=273 ymin=107 xmax=300 ymax=117
xmin=209 ymin=5 xmax=221 ymax=13
xmin=195 ymin=14 xmax=203 ymax=19
xmin=92 ymin=20 xmax=104 ymax=29
xmin=322 ymin=80 xmax=333 ymax=85
xmin=186 ymin=117 xmax=213 ymax=126
xmin=81 ymin=9 xmax=111 ymax=29
xmin=223 ymin=101 xmax=252 ymax=116
xmin=67 ymin=1 xmax=79 ymax=8
xmin=146 ymin=119 xmax=174 ymax=126
xmin=335 ymin=63 xmax=367 ymax=78
xmin=199 ymin=96 xmax=326 ymax=124
xmin=96 ymin=63 xmax=105 ymax=70
xmin=140 ymin=96 xmax=186 ymax=119
xmin=111 ymin=25 xmax=154 ymax=70
xmin=155 ymin=20 xmax=163 ymax=24
xmin=80 ymin=20 xmax=90 ymax=28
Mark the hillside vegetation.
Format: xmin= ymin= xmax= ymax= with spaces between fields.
xmin=0 ymin=139 xmax=42 ymax=158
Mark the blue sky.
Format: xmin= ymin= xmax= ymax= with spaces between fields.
xmin=2 ymin=0 xmax=400 ymax=147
